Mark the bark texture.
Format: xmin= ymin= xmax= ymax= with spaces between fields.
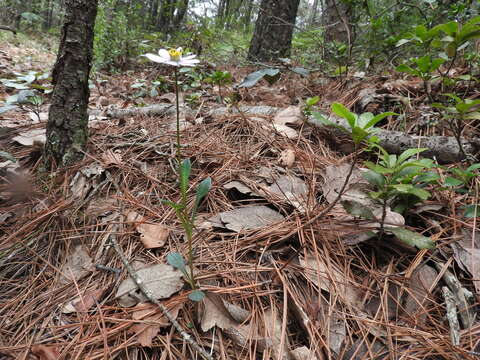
xmin=247 ymin=0 xmax=300 ymax=62
xmin=45 ymin=0 xmax=98 ymax=167
xmin=322 ymin=0 xmax=351 ymax=43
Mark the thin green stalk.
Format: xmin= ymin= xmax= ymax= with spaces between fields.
xmin=185 ymin=225 xmax=196 ymax=289
xmin=174 ymin=67 xmax=181 ymax=162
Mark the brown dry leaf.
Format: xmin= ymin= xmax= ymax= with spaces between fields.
xmin=12 ymin=128 xmax=46 ymax=146
xmin=28 ymin=111 xmax=48 ymax=122
xmin=451 ymin=229 xmax=480 ymax=293
xmin=403 ymin=264 xmax=437 ymax=325
xmin=137 ymin=223 xmax=170 ymax=249
xmin=101 ymin=149 xmax=123 ymax=166
xmin=200 ymin=292 xmax=240 ymax=332
xmin=273 ymin=106 xmax=303 ymax=126
xmin=200 ymin=293 xmax=257 ymax=349
xmin=271 ymin=123 xmax=299 ymax=139
xmin=263 ymin=307 xmax=293 ymax=360
xmin=116 ymin=264 xmax=183 ymax=307
xmin=85 ymin=198 xmax=119 ymax=221
xmin=300 ymin=254 xmax=363 ymax=309
xmin=223 ymin=180 xmax=258 ymax=196
xmin=207 ymin=205 xmax=285 ymax=232
xmin=289 ymin=290 xmax=345 ymax=355
xmin=61 ymin=287 xmax=106 ymax=314
xmin=263 ymin=174 xmax=308 ymax=212
xmin=321 ymin=163 xmax=404 ymax=244
xmin=291 ymin=346 xmax=320 ymax=360
xmin=31 ymin=344 xmax=61 ymax=360
xmin=341 ymin=338 xmax=388 ymax=360
xmin=69 ymin=163 xmax=105 ymax=199
xmin=126 ymin=211 xmax=170 ymax=249
xmin=130 ymin=302 xmax=183 ymax=347
xmin=279 ymin=149 xmax=295 ymax=168
xmin=159 ymin=92 xmax=177 ymax=103
xmin=59 ymin=245 xmax=95 ymax=285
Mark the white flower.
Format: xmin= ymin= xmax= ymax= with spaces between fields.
xmin=144 ymin=47 xmax=200 ymax=67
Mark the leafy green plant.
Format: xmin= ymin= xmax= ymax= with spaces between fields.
xmin=291 ymin=28 xmax=324 ymax=65
xmin=432 ymin=94 xmax=480 ymax=160
xmin=1 ymin=70 xmax=51 ymax=92
xmin=303 ymin=96 xmax=320 ymax=116
xmin=432 ymin=16 xmax=480 ymax=74
xmin=205 ymin=70 xmax=232 ymax=102
xmin=313 ymin=102 xmax=395 ymax=147
xmin=396 ymin=24 xmax=440 ymax=49
xmin=130 ymin=79 xmax=168 ymax=98
xmin=236 ymin=65 xmax=309 ymax=89
xmin=364 ymin=147 xmax=435 ymax=212
xmin=178 ymin=67 xmax=205 ymax=90
xmin=363 ymin=146 xmax=436 ymax=248
xmin=396 ymin=56 xmax=445 ymax=100
xmin=314 ymin=103 xmax=434 ymax=249
xmin=164 ymin=159 xmax=211 ymax=302
xmin=445 ymin=163 xmax=480 ymax=188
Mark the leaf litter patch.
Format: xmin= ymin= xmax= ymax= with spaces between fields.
xmin=2 ymin=64 xmax=480 ymax=360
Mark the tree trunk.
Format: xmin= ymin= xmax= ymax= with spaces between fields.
xmin=150 ymin=0 xmax=160 ymax=28
xmin=309 ymin=0 xmax=320 ymax=26
xmin=173 ymin=0 xmax=189 ymax=28
xmin=323 ymin=0 xmax=350 ymax=43
xmin=247 ymin=0 xmax=300 ymax=62
xmin=44 ymin=0 xmax=98 ymax=168
xmin=216 ymin=0 xmax=227 ymax=28
xmin=157 ymin=0 xmax=175 ymax=32
xmin=243 ymin=0 xmax=254 ymax=30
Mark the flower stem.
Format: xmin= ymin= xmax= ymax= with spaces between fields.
xmin=174 ymin=68 xmax=181 ymax=163
xmin=185 ymin=225 xmax=196 ymax=289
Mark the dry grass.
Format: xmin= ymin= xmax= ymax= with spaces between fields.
xmin=1 ymin=72 xmax=480 ymax=360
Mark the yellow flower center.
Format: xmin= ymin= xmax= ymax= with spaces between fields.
xmin=168 ymin=49 xmax=182 ymax=61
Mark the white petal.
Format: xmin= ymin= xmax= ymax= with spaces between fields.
xmin=180 ymin=59 xmax=200 ymax=66
xmin=176 ymin=47 xmax=183 ymax=53
xmin=165 ymin=60 xmax=181 ymax=66
xmin=145 ymin=53 xmax=168 ymax=63
xmin=158 ymin=49 xmax=170 ymax=59
xmin=182 ymin=54 xmax=197 ymax=60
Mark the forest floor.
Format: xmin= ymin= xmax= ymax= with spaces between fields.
xmin=1 ymin=34 xmax=480 ymax=360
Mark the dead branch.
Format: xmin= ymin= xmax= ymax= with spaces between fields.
xmin=98 ymin=104 xmax=479 ymax=163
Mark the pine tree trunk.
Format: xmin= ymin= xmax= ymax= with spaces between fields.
xmin=44 ymin=0 xmax=98 ymax=168
xmin=173 ymin=0 xmax=189 ymax=28
xmin=247 ymin=0 xmax=300 ymax=62
xmin=323 ymin=0 xmax=350 ymax=43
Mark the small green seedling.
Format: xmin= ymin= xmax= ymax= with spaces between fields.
xmin=443 ymin=163 xmax=480 ymax=190
xmin=363 ymin=146 xmax=436 ymax=248
xmin=313 ymin=102 xmax=396 ymax=146
xmin=303 ymin=96 xmax=320 ymax=116
xmin=433 ymin=94 xmax=480 ymax=161
xmin=396 ymin=56 xmax=445 ymax=100
xmin=363 ymin=147 xmax=435 ymax=213
xmin=205 ymin=70 xmax=232 ymax=102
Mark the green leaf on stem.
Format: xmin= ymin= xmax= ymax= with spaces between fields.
xmin=192 ymin=177 xmax=212 ymax=219
xmin=188 ymin=290 xmax=205 ymax=302
xmin=386 ymin=227 xmax=435 ymax=249
xmin=167 ymin=252 xmax=187 ymax=272
xmin=332 ymin=102 xmax=356 ymax=128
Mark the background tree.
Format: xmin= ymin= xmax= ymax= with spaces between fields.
xmin=247 ymin=0 xmax=300 ymax=62
xmin=44 ymin=0 xmax=98 ymax=167
xmin=322 ymin=0 xmax=351 ymax=44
